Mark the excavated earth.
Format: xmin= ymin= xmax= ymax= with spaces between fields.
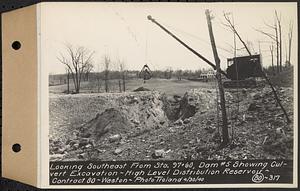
xmin=49 ymin=86 xmax=294 ymax=161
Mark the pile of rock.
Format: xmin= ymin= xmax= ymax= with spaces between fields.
xmin=178 ymin=89 xmax=222 ymax=119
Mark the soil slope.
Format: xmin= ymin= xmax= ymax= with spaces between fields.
xmin=49 ymin=86 xmax=294 ymax=161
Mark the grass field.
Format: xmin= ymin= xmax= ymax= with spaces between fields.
xmin=49 ymin=78 xmax=216 ymax=96
xmin=49 ymin=67 xmax=293 ymax=96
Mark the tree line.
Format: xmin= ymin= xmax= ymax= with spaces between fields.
xmin=255 ymin=11 xmax=293 ymax=75
xmin=56 ymin=44 xmax=214 ymax=93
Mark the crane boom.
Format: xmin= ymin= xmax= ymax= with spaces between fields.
xmin=147 ymin=15 xmax=228 ymax=78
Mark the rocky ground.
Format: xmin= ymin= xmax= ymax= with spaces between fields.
xmin=49 ymin=85 xmax=294 ymax=161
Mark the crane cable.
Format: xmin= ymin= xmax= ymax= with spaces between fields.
xmin=140 ymin=15 xmax=153 ymax=83
xmin=145 ymin=17 xmax=149 ymax=64
xmin=111 ymin=9 xmax=144 ymax=57
xmin=160 ymin=21 xmax=233 ymax=60
xmin=111 ymin=8 xmax=153 ymax=83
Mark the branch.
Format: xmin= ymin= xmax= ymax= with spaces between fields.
xmin=222 ymin=12 xmax=252 ymax=56
xmin=254 ymin=28 xmax=276 ymax=41
xmin=263 ymin=20 xmax=276 ymax=30
xmin=57 ymin=53 xmax=74 ymax=74
xmin=65 ymin=44 xmax=79 ymax=72
xmin=275 ymin=10 xmax=281 ymax=24
xmin=236 ymin=47 xmax=245 ymax=51
xmin=288 ymin=21 xmax=293 ymax=40
xmin=269 ymin=44 xmax=274 ymax=52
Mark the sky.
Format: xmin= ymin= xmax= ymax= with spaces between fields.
xmin=40 ymin=2 xmax=298 ymax=74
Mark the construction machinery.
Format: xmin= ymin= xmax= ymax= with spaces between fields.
xmin=223 ymin=54 xmax=263 ymax=88
xmin=139 ymin=64 xmax=152 ymax=83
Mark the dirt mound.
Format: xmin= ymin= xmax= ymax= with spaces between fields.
xmin=80 ymin=108 xmax=133 ymax=138
xmin=72 ymin=91 xmax=170 ymax=141
xmin=161 ymin=89 xmax=222 ymax=121
xmin=178 ymin=89 xmax=218 ymax=119
xmin=133 ymin=87 xmax=150 ymax=92
xmin=121 ymin=92 xmax=169 ymax=131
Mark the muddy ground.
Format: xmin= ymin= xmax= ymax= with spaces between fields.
xmin=49 ymin=85 xmax=294 ymax=161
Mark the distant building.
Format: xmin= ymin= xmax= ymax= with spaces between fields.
xmin=199 ymin=70 xmax=215 ymax=81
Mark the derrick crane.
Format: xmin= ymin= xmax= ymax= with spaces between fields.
xmin=147 ymin=15 xmax=228 ymax=78
xmin=147 ymin=15 xmax=290 ymax=124
xmin=147 ymin=15 xmax=262 ymax=88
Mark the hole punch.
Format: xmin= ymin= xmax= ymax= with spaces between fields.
xmin=11 ymin=41 xmax=21 ymax=50
xmin=12 ymin=143 xmax=21 ymax=153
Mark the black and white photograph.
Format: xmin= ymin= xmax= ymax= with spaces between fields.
xmin=47 ymin=2 xmax=296 ymax=164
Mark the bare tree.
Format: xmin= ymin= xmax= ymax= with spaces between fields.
xmin=169 ymin=68 xmax=173 ymax=79
xmin=95 ymin=62 xmax=102 ymax=93
xmin=246 ymin=41 xmax=255 ymax=54
xmin=176 ymin=69 xmax=183 ymax=80
xmin=65 ymin=68 xmax=70 ymax=94
xmin=120 ymin=61 xmax=126 ymax=92
xmin=257 ymin=40 xmax=261 ymax=54
xmin=287 ymin=21 xmax=293 ymax=66
xmin=275 ymin=11 xmax=282 ymax=71
xmin=164 ymin=67 xmax=173 ymax=79
xmin=227 ymin=14 xmax=291 ymax=124
xmin=84 ymin=63 xmax=94 ymax=81
xmin=255 ymin=12 xmax=280 ymax=74
xmin=58 ymin=44 xmax=94 ymax=93
xmin=223 ymin=12 xmax=252 ymax=56
xmin=103 ymin=55 xmax=110 ymax=93
xmin=269 ymin=43 xmax=275 ymax=75
xmin=118 ymin=79 xmax=122 ymax=92
xmin=285 ymin=42 xmax=288 ymax=67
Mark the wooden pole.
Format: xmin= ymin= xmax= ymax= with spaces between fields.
xmin=232 ymin=13 xmax=237 ymax=140
xmin=206 ymin=10 xmax=229 ymax=145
